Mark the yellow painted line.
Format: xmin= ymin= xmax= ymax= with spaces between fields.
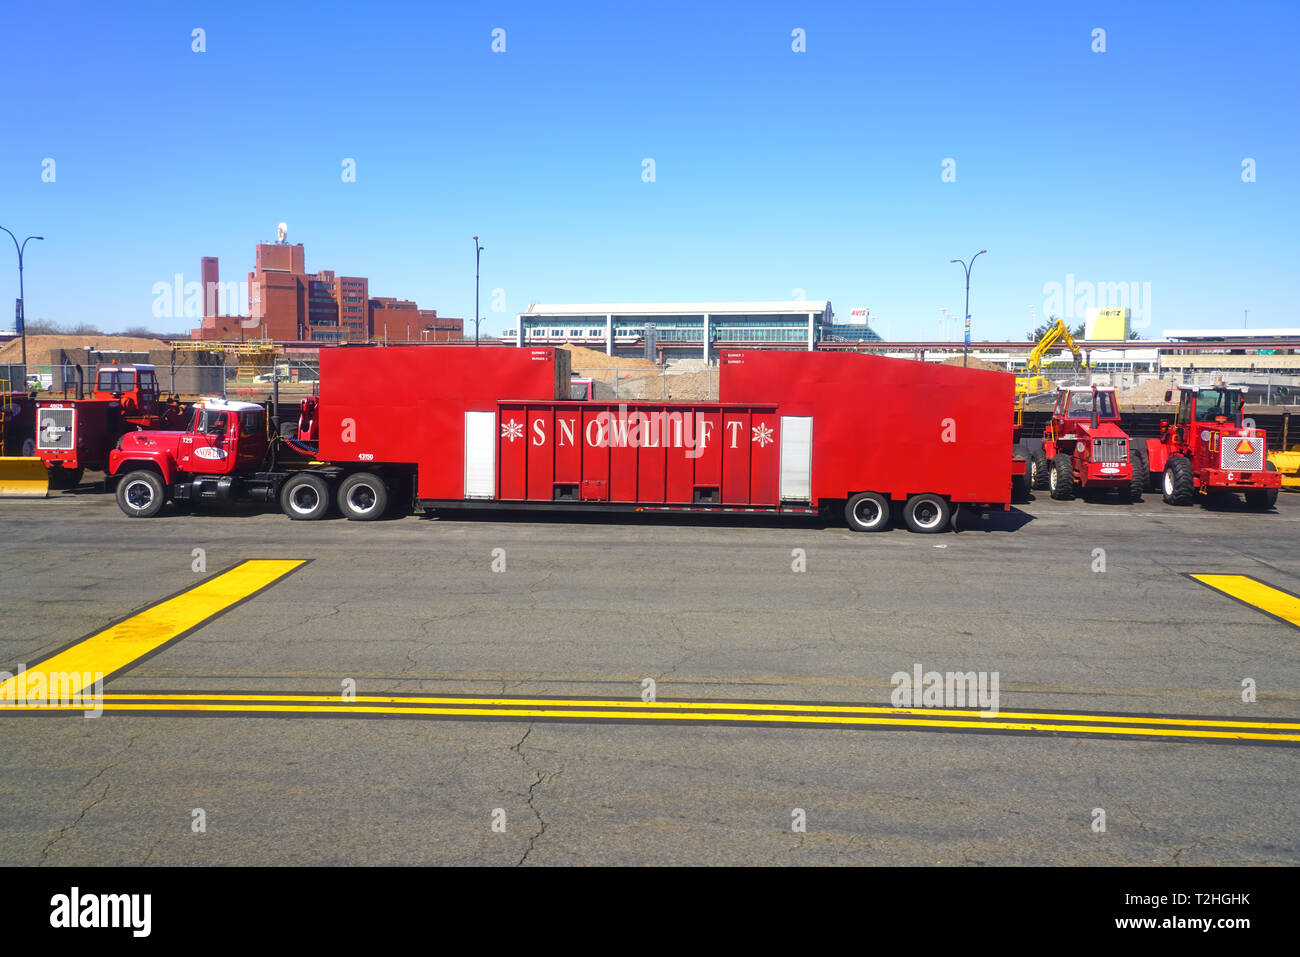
xmin=90 ymin=692 xmax=1300 ymax=731
xmin=0 ymin=560 xmax=304 ymax=702
xmin=11 ymin=701 xmax=1300 ymax=741
xmin=1191 ymin=574 xmax=1300 ymax=629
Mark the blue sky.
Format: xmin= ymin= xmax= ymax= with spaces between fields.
xmin=2 ymin=0 xmax=1297 ymax=341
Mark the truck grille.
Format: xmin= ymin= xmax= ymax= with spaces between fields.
xmin=37 ymin=408 xmax=74 ymax=450
xmin=1092 ymin=437 xmax=1127 ymax=464
xmin=1221 ymin=438 xmax=1264 ymax=471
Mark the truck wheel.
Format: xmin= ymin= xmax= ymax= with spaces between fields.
xmin=1245 ymin=462 xmax=1279 ymax=510
xmin=844 ymin=491 xmax=891 ymax=532
xmin=1029 ymin=449 xmax=1050 ymax=490
xmin=280 ymin=472 xmax=331 ymax=520
xmin=116 ymin=469 xmax=166 ymax=518
xmin=903 ymin=493 xmax=950 ymax=533
xmin=1162 ymin=456 xmax=1194 ymax=505
xmin=1049 ymin=454 xmax=1074 ymax=501
xmin=48 ymin=466 xmax=85 ymax=490
xmin=338 ymin=473 xmax=389 ymax=521
xmin=1126 ymin=449 xmax=1148 ymax=502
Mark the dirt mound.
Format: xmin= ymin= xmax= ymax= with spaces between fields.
xmin=0 ymin=334 xmax=170 ymax=367
xmin=558 ymin=344 xmax=659 ymax=382
xmin=1120 ymin=378 xmax=1179 ymax=406
xmin=940 ymin=356 xmax=1008 ymax=373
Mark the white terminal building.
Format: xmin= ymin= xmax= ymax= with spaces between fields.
xmin=505 ymin=301 xmax=882 ymax=358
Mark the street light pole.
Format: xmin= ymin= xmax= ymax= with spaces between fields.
xmin=1 ymin=227 xmax=44 ymax=371
xmin=949 ymin=249 xmax=987 ymax=368
xmin=473 ymin=235 xmax=484 ymax=346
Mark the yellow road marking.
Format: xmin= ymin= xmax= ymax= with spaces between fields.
xmin=88 ymin=692 xmax=1300 ymax=731
xmin=1191 ymin=574 xmax=1300 ymax=629
xmin=6 ymin=691 xmax=1294 ymax=742
xmin=0 ymin=560 xmax=304 ymax=702
xmin=12 ymin=700 xmax=1300 ymax=741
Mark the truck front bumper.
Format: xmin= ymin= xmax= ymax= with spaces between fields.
xmin=1201 ymin=469 xmax=1282 ymax=490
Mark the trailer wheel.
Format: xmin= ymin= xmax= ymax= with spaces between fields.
xmin=1029 ymin=449 xmax=1050 ymax=490
xmin=280 ymin=472 xmax=331 ymax=520
xmin=844 ymin=491 xmax=891 ymax=532
xmin=48 ymin=466 xmax=85 ymax=490
xmin=115 ymin=469 xmax=166 ymax=518
xmin=1245 ymin=462 xmax=1279 ymax=510
xmin=1126 ymin=449 xmax=1148 ymax=502
xmin=1162 ymin=456 xmax=1194 ymax=505
xmin=338 ymin=473 xmax=389 ymax=521
xmin=903 ymin=493 xmax=950 ymax=533
xmin=1049 ymin=454 xmax=1075 ymax=501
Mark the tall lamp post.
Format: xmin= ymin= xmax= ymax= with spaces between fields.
xmin=472 ymin=235 xmax=484 ymax=346
xmin=1 ymin=227 xmax=44 ymax=370
xmin=949 ymin=249 xmax=987 ymax=368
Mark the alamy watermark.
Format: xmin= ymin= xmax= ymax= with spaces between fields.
xmin=890 ymin=663 xmax=999 ymax=716
xmin=1042 ymin=273 xmax=1152 ymax=329
xmin=1 ymin=665 xmax=104 ymax=717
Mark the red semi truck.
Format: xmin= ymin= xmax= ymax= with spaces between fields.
xmin=109 ymin=346 xmax=1012 ymax=533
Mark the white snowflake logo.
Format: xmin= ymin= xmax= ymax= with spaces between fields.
xmin=501 ymin=419 xmax=524 ymax=442
xmin=752 ymin=423 xmax=774 ymax=447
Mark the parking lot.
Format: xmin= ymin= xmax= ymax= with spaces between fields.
xmin=1 ymin=487 xmax=1297 ymax=865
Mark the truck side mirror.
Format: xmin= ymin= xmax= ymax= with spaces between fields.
xmin=1163 ymin=390 xmax=1173 ymax=403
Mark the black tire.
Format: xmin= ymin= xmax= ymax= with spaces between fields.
xmin=844 ymin=491 xmax=891 ymax=532
xmin=1029 ymin=448 xmax=1050 ymax=490
xmin=1162 ymin=456 xmax=1194 ymax=505
xmin=1011 ymin=471 xmax=1030 ymax=504
xmin=115 ymin=469 xmax=166 ymax=518
xmin=280 ymin=472 xmax=331 ymax=520
xmin=338 ymin=472 xmax=389 ymax=521
xmin=1244 ymin=462 xmax=1279 ymax=510
xmin=279 ymin=420 xmax=299 ymax=440
xmin=1126 ymin=448 xmax=1148 ymax=502
xmin=903 ymin=493 xmax=950 ymax=533
xmin=48 ymin=466 xmax=85 ymax=490
xmin=1049 ymin=453 xmax=1075 ymax=501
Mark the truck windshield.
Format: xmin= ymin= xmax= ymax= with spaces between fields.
xmin=1196 ymin=389 xmax=1241 ymax=425
xmin=1064 ymin=392 xmax=1116 ymax=418
xmin=97 ymin=370 xmax=134 ymax=392
xmin=190 ymin=409 xmax=229 ymax=436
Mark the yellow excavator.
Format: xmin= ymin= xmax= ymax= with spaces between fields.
xmin=1015 ymin=318 xmax=1085 ymax=425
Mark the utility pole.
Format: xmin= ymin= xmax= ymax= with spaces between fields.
xmin=1 ymin=227 xmax=44 ymax=371
xmin=949 ymin=249 xmax=987 ymax=367
xmin=473 ymin=236 xmax=484 ymax=346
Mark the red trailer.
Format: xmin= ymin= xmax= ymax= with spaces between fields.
xmin=111 ymin=346 xmax=1013 ymax=533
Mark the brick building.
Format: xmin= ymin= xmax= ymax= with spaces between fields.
xmin=369 ymin=297 xmax=463 ymax=342
xmin=191 ymin=241 xmax=462 ymax=343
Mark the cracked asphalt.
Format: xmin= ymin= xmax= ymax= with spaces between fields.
xmin=1 ymin=486 xmax=1298 ymax=865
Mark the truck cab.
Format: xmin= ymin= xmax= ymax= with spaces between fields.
xmin=92 ymin=365 xmax=158 ymax=416
xmin=110 ymin=398 xmax=269 ymax=515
